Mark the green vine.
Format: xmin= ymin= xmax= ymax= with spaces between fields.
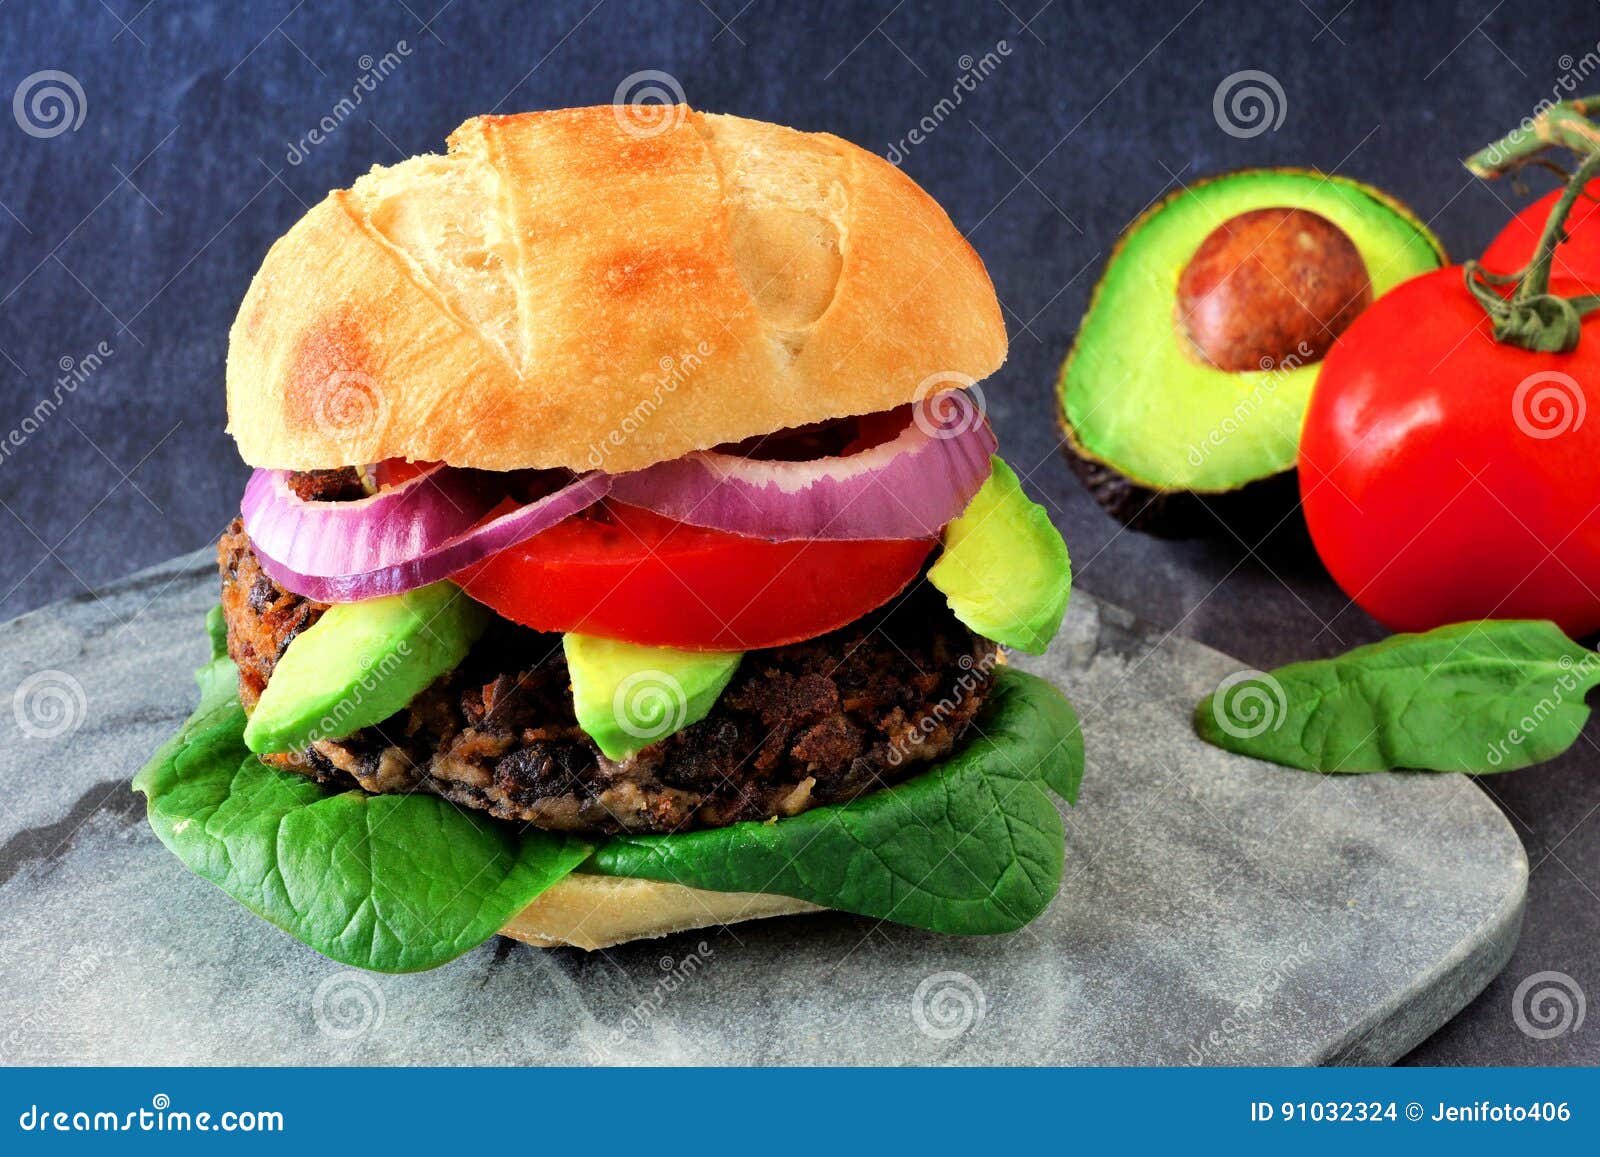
xmin=1463 ymin=98 xmax=1600 ymax=353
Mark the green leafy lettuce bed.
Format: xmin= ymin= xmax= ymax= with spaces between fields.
xmin=134 ymin=608 xmax=1084 ymax=972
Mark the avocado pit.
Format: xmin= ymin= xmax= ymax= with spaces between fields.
xmin=1176 ymin=206 xmax=1371 ymax=372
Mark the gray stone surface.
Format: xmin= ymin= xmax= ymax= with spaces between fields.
xmin=0 ymin=551 xmax=1526 ymax=1065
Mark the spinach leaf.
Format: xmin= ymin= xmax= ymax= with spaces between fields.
xmin=591 ymin=668 xmax=1084 ymax=935
xmin=1194 ymin=619 xmax=1600 ymax=773
xmin=133 ymin=613 xmax=592 ymax=973
xmin=139 ymin=613 xmax=1086 ymax=965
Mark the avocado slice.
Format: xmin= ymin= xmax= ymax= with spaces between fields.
xmin=1058 ymin=168 xmax=1445 ymax=536
xmin=928 ymin=457 xmax=1070 ymax=654
xmin=244 ymin=581 xmax=490 ymax=755
xmin=564 ymin=634 xmax=742 ymax=761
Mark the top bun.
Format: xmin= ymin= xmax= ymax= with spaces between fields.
xmin=226 ymin=106 xmax=1007 ymax=474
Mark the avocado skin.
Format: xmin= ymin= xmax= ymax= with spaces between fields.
xmin=1058 ymin=168 xmax=1445 ymax=538
xmin=1061 ymin=423 xmax=1302 ymax=540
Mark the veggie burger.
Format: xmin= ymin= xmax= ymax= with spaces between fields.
xmin=138 ymin=106 xmax=1083 ymax=970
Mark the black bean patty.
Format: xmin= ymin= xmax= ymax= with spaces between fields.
xmin=219 ymin=519 xmax=997 ymax=834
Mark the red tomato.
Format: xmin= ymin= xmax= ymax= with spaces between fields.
xmin=1481 ymin=179 xmax=1600 ymax=277
xmin=457 ymin=501 xmax=935 ymax=649
xmin=373 ymin=458 xmax=436 ymax=488
xmin=1300 ymin=265 xmax=1600 ymax=636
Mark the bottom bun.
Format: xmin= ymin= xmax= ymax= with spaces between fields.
xmin=499 ymin=873 xmax=823 ymax=951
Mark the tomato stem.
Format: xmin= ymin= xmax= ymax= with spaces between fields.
xmin=1464 ymin=98 xmax=1600 ymax=180
xmin=1463 ymin=101 xmax=1600 ymax=353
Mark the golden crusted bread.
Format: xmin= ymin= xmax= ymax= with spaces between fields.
xmin=499 ymin=872 xmax=821 ymax=951
xmin=226 ymin=106 xmax=1007 ymax=473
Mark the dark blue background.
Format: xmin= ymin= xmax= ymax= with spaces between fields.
xmin=1 ymin=0 xmax=1596 ymax=1064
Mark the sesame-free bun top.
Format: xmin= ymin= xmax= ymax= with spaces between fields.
xmin=226 ymin=106 xmax=1007 ymax=473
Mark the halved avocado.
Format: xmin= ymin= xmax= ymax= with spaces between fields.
xmin=1058 ymin=169 xmax=1445 ymax=537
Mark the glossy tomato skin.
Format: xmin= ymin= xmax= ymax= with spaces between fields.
xmin=1481 ymin=180 xmax=1600 ymax=278
xmin=458 ymin=501 xmax=935 ymax=650
xmin=372 ymin=458 xmax=436 ymax=488
xmin=1300 ymin=266 xmax=1600 ymax=637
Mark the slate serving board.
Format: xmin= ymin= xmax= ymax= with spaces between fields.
xmin=0 ymin=551 xmax=1525 ymax=1065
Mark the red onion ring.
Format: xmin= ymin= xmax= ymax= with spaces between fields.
xmin=250 ymin=472 xmax=612 ymax=603
xmin=241 ymin=465 xmax=499 ymax=582
xmin=608 ymin=395 xmax=997 ymax=540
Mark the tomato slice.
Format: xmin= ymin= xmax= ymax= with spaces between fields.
xmin=372 ymin=458 xmax=437 ymax=488
xmin=457 ymin=501 xmax=935 ymax=649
